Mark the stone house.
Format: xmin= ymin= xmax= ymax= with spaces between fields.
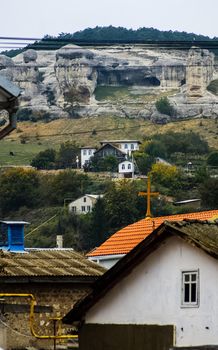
xmin=68 ymin=194 xmax=103 ymax=214
xmin=87 ymin=209 xmax=218 ymax=268
xmin=63 ymin=220 xmax=218 ymax=350
xmin=0 ymin=221 xmax=105 ymax=350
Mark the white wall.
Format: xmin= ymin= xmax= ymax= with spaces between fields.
xmin=89 ymin=254 xmax=124 ymax=269
xmin=69 ymin=196 xmax=95 ymax=214
xmin=81 ymin=149 xmax=96 ymax=167
xmin=118 ymin=161 xmax=134 ymax=174
xmin=85 ymin=236 xmax=218 ymax=346
xmin=119 ymin=142 xmax=139 ymax=154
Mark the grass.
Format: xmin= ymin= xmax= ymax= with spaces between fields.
xmin=1 ymin=116 xmax=218 ymax=166
xmin=94 ymin=86 xmax=178 ymax=104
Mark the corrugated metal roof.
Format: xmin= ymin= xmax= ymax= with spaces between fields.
xmin=63 ymin=220 xmax=218 ymax=323
xmin=0 ymin=76 xmax=21 ymax=98
xmin=0 ymin=249 xmax=105 ymax=277
xmin=87 ymin=209 xmax=218 ymax=257
xmin=0 ymin=221 xmax=29 ymax=225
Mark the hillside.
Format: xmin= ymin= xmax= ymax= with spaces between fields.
xmin=1 ymin=116 xmax=218 ymax=166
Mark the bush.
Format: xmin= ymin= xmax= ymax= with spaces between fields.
xmin=155 ymin=97 xmax=176 ymax=116
xmin=207 ymin=152 xmax=218 ymax=166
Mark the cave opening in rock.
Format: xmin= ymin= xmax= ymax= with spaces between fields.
xmin=143 ymin=77 xmax=160 ymax=86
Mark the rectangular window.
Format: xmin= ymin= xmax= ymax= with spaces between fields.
xmin=87 ymin=206 xmax=91 ymax=212
xmin=83 ymin=150 xmax=87 ymax=155
xmin=81 ymin=206 xmax=86 ymax=212
xmin=181 ymin=270 xmax=199 ymax=307
xmin=84 ymin=197 xmax=86 ymax=202
xmin=88 ymin=150 xmax=92 ymax=155
xmin=72 ymin=206 xmax=77 ymax=212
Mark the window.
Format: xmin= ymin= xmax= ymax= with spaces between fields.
xmin=83 ymin=150 xmax=87 ymax=155
xmin=71 ymin=206 xmax=77 ymax=212
xmin=87 ymin=206 xmax=91 ymax=212
xmin=88 ymin=149 xmax=92 ymax=155
xmin=124 ymin=144 xmax=128 ymax=149
xmin=131 ymin=144 xmax=134 ymax=150
xmin=181 ymin=270 xmax=199 ymax=307
xmin=81 ymin=206 xmax=86 ymax=212
xmin=122 ymin=164 xmax=125 ymax=170
xmin=128 ymin=163 xmax=131 ymax=169
xmin=84 ymin=197 xmax=86 ymax=202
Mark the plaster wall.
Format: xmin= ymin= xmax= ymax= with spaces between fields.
xmin=81 ymin=148 xmax=96 ymax=167
xmin=69 ymin=196 xmax=96 ymax=214
xmin=86 ymin=236 xmax=218 ymax=346
xmin=89 ymin=254 xmax=124 ymax=269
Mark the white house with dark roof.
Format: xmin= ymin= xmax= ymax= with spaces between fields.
xmin=80 ymin=147 xmax=96 ymax=168
xmin=64 ymin=220 xmax=218 ymax=350
xmin=118 ymin=160 xmax=134 ymax=178
xmin=100 ymin=140 xmax=141 ymax=155
xmin=68 ymin=194 xmax=104 ymax=214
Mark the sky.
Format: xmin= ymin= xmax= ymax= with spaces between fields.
xmin=1 ymin=0 xmax=218 ymax=42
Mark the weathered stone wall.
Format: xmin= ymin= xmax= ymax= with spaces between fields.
xmin=0 ymin=282 xmax=91 ymax=350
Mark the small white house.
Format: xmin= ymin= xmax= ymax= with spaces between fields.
xmin=69 ymin=194 xmax=103 ymax=214
xmin=100 ymin=140 xmax=141 ymax=155
xmin=63 ymin=220 xmax=218 ymax=350
xmin=80 ymin=147 xmax=96 ymax=168
xmin=118 ymin=160 xmax=134 ymax=178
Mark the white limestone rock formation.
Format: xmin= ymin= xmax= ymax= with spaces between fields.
xmin=186 ymin=47 xmax=214 ymax=100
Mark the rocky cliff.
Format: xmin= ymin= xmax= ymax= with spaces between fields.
xmin=0 ymin=44 xmax=217 ymax=122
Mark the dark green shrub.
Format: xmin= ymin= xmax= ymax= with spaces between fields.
xmin=155 ymin=97 xmax=176 ymax=116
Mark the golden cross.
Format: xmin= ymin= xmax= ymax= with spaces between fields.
xmin=138 ymin=175 xmax=159 ymax=219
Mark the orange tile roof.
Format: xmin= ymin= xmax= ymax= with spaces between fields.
xmin=87 ymin=210 xmax=218 ymax=257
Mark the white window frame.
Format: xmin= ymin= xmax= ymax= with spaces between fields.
xmin=128 ymin=163 xmax=131 ymax=169
xmin=87 ymin=205 xmax=91 ymax=212
xmin=122 ymin=164 xmax=125 ymax=170
xmin=81 ymin=206 xmax=86 ymax=212
xmin=83 ymin=150 xmax=87 ymax=155
xmin=181 ymin=270 xmax=199 ymax=308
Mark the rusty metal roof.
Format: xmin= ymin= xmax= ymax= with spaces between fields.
xmin=0 ymin=248 xmax=105 ymax=277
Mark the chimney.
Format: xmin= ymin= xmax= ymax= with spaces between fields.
xmin=0 ymin=221 xmax=29 ymax=252
xmin=56 ymin=235 xmax=63 ymax=249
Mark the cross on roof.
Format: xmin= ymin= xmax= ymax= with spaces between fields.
xmin=138 ymin=175 xmax=159 ymax=219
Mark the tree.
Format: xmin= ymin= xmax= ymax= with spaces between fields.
xmin=42 ymin=170 xmax=90 ymax=206
xmin=104 ymin=181 xmax=139 ymax=231
xmin=207 ymin=152 xmax=218 ymax=167
xmin=56 ymin=141 xmax=80 ymax=169
xmin=0 ymin=168 xmax=40 ymax=213
xmin=199 ymin=178 xmax=218 ymax=208
xmin=90 ymin=155 xmax=119 ymax=172
xmin=155 ymin=97 xmax=176 ymax=116
xmin=150 ymin=163 xmax=180 ymax=187
xmin=31 ymin=148 xmax=56 ymax=169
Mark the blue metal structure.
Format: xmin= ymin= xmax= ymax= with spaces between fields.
xmin=0 ymin=221 xmax=29 ymax=252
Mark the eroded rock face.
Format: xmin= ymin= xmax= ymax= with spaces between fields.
xmin=54 ymin=45 xmax=97 ymax=113
xmin=186 ymin=47 xmax=214 ymax=100
xmin=0 ymin=45 xmax=217 ymax=121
